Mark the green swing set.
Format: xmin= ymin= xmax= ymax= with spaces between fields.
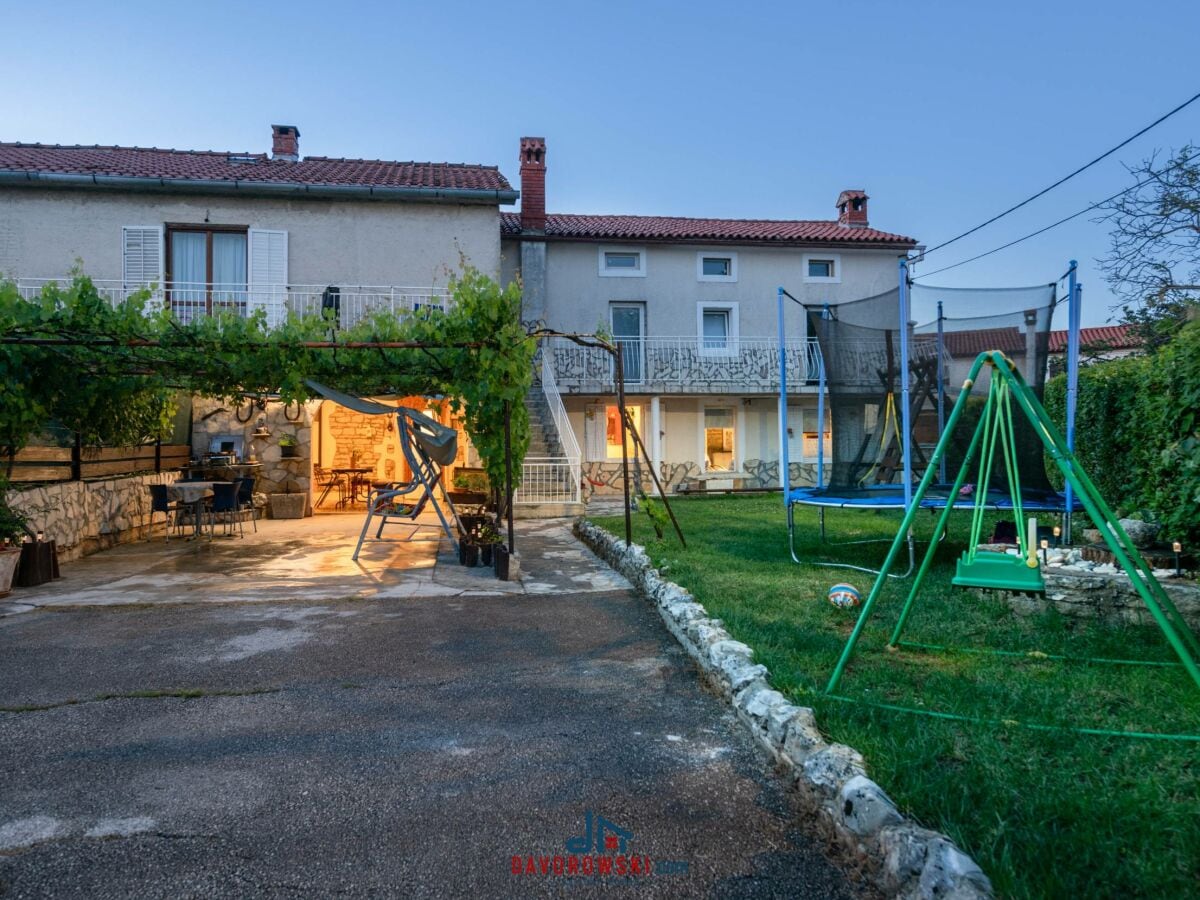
xmin=826 ymin=350 xmax=1200 ymax=702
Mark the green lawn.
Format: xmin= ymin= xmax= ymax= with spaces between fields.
xmin=592 ymin=495 xmax=1200 ymax=899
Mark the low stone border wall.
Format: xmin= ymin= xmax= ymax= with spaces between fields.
xmin=10 ymin=472 xmax=178 ymax=561
xmin=574 ymin=520 xmax=992 ymax=899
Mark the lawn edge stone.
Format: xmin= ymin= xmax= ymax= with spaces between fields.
xmin=574 ymin=519 xmax=993 ymax=900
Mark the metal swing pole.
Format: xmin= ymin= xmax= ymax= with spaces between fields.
xmin=825 ymin=352 xmax=991 ymax=695
xmin=936 ymin=300 xmax=946 ymax=484
xmin=1063 ymin=261 xmax=1081 ymax=543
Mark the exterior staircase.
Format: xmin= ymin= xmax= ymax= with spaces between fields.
xmin=515 ymin=368 xmax=584 ymax=518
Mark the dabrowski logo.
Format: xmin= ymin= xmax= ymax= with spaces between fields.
xmin=511 ymin=809 xmax=687 ymax=878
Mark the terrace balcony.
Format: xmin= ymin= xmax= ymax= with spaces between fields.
xmin=15 ymin=278 xmax=452 ymax=330
xmin=544 ymin=335 xmax=824 ymax=395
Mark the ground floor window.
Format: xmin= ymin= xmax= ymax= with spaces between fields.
xmin=704 ymin=407 xmax=735 ymax=471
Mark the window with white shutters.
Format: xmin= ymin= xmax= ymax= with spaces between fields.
xmin=122 ymin=226 xmax=163 ymax=293
xmin=247 ymin=229 xmax=288 ymax=327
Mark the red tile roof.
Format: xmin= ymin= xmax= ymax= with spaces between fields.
xmin=942 ymin=327 xmax=1027 ymax=357
xmin=0 ymin=143 xmax=514 ymax=194
xmin=1048 ymin=324 xmax=1140 ymax=352
xmin=500 ymin=211 xmax=915 ymax=246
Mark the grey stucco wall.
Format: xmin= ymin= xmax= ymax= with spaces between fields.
xmin=509 ymin=240 xmax=904 ymax=338
xmin=0 ymin=189 xmax=504 ymax=285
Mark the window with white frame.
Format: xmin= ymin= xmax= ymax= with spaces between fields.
xmin=696 ymin=301 xmax=739 ymax=354
xmin=800 ymin=407 xmax=832 ymax=460
xmin=598 ymin=247 xmax=646 ymax=277
xmin=696 ymin=251 xmax=737 ymax=282
xmin=803 ymin=252 xmax=841 ymax=284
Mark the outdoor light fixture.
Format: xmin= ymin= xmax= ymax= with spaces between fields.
xmin=35 ymin=531 xmax=44 ymax=543
xmin=1040 ymin=538 xmax=1049 ymax=566
xmin=1174 ymin=540 xmax=1184 ymax=577
xmin=1053 ymin=524 xmax=1061 ymax=546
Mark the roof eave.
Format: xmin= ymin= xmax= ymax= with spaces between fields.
xmin=500 ymin=230 xmax=917 ymax=251
xmin=0 ymin=170 xmax=519 ymax=205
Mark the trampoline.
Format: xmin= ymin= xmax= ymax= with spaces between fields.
xmin=776 ymin=259 xmax=1085 ymax=576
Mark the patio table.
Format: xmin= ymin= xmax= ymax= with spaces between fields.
xmin=332 ymin=468 xmax=373 ymax=506
xmin=167 ymin=480 xmax=228 ymax=539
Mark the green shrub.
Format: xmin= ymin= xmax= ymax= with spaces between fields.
xmin=1044 ymin=321 xmax=1200 ymax=542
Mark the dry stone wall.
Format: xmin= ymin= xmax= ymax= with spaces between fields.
xmin=10 ymin=472 xmax=178 ymax=561
xmin=191 ymin=398 xmax=315 ymax=501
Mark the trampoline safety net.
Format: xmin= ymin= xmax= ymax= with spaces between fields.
xmin=805 ymin=281 xmax=1058 ymax=495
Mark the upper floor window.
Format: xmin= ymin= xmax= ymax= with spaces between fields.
xmin=697 ymin=301 xmax=739 ymax=355
xmin=803 ymin=252 xmax=841 ymax=284
xmin=599 ymin=247 xmax=646 ymax=277
xmin=697 ymin=251 xmax=738 ymax=282
xmin=167 ymin=225 xmax=248 ymax=315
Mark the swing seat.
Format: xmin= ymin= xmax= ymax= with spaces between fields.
xmin=952 ymin=550 xmax=1045 ymax=594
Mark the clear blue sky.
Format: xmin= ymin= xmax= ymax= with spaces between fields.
xmin=4 ymin=0 xmax=1197 ymax=326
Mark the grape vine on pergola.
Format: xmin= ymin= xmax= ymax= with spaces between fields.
xmin=2 ymin=272 xmax=685 ymax=550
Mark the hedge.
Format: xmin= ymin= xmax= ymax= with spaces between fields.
xmin=1043 ymin=320 xmax=1200 ymax=543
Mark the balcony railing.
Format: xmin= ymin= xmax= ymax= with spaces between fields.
xmin=15 ymin=278 xmax=452 ymax=329
xmin=547 ymin=336 xmax=823 ymax=394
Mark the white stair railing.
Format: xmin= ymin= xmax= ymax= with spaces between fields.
xmin=514 ymin=352 xmax=582 ymax=505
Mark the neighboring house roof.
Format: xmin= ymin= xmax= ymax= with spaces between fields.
xmin=1047 ymin=324 xmax=1140 ymax=353
xmin=0 ymin=143 xmax=517 ymax=202
xmin=941 ymin=327 xmax=1027 ymax=357
xmin=499 ymin=212 xmax=915 ymax=247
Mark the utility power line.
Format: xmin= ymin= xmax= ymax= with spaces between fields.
xmin=913 ymin=148 xmax=1200 ymax=281
xmin=921 ymin=89 xmax=1200 ymax=257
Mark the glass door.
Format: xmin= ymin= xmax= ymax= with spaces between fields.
xmin=168 ymin=228 xmax=248 ymax=322
xmin=610 ymin=304 xmax=644 ymax=384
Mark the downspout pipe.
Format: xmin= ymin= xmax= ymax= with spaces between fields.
xmin=777 ymin=287 xmax=790 ymax=507
xmin=0 ymin=170 xmax=520 ymax=205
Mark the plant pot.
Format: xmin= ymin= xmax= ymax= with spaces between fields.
xmin=280 ymin=445 xmax=299 ymax=459
xmin=448 ymin=490 xmax=489 ymax=507
xmin=459 ymin=541 xmax=479 ymax=568
xmin=269 ymin=493 xmax=307 ymax=519
xmin=16 ymin=541 xmax=58 ymax=588
xmin=479 ymin=543 xmax=495 ymax=567
xmin=493 ymin=544 xmax=510 ymax=581
xmin=0 ymin=547 xmax=21 ymax=598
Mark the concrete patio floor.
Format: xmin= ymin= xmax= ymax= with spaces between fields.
xmin=1 ymin=513 xmax=629 ymax=616
xmin=0 ymin=514 xmax=866 ymax=898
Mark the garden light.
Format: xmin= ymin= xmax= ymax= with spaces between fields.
xmin=1174 ymin=541 xmax=1183 ymax=577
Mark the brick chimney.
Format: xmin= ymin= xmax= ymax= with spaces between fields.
xmin=271 ymin=124 xmax=300 ymax=161
xmin=519 ymin=137 xmax=547 ymax=231
xmin=836 ymin=189 xmax=868 ymax=228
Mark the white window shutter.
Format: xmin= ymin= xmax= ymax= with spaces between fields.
xmin=248 ymin=229 xmax=288 ymax=327
xmin=584 ymin=403 xmax=606 ymax=462
xmin=122 ymin=226 xmax=163 ymax=293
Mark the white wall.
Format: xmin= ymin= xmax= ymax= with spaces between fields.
xmin=527 ymin=241 xmax=903 ymax=338
xmin=0 ymin=189 xmax=503 ymax=285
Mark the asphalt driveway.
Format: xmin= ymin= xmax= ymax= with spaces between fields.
xmin=0 ymin=552 xmax=865 ymax=897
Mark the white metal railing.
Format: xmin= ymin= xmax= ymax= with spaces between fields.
xmin=515 ymin=457 xmax=581 ymax=505
xmin=15 ymin=278 xmax=452 ymax=329
xmin=548 ymin=336 xmax=823 ymax=393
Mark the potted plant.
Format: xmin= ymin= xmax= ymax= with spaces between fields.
xmin=278 ymin=433 xmax=299 ymax=459
xmin=0 ymin=487 xmax=30 ymax=598
xmin=448 ymin=470 xmax=489 ymax=506
xmin=477 ymin=523 xmax=502 ymax=567
xmin=268 ymin=479 xmax=307 ymax=519
xmin=458 ymin=533 xmax=480 ymax=567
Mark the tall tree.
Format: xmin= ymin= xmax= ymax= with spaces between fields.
xmin=1098 ymin=144 xmax=1199 ymax=349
